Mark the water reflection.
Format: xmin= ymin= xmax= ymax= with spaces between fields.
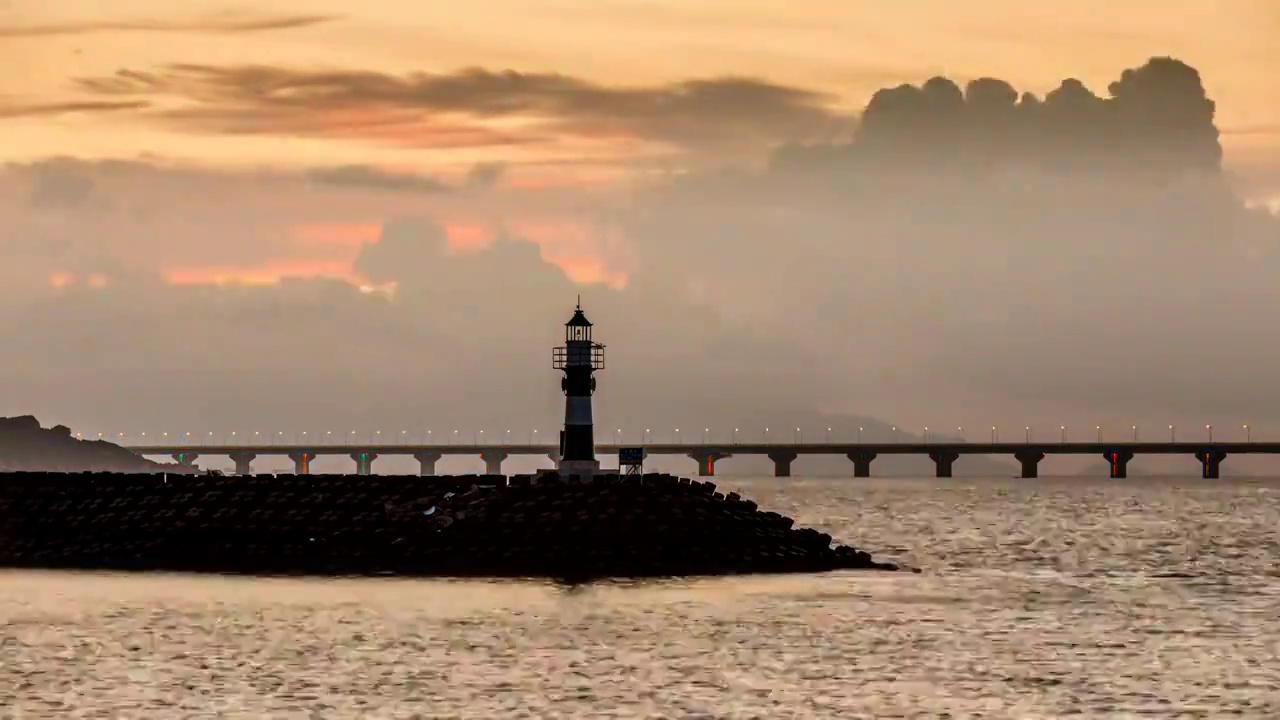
xmin=3 ymin=476 xmax=1278 ymax=717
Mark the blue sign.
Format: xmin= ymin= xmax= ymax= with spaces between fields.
xmin=618 ymin=447 xmax=644 ymax=465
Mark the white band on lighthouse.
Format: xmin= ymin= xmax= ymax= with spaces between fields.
xmin=565 ymin=396 xmax=593 ymax=425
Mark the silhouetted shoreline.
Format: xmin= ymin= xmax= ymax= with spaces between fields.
xmin=0 ymin=415 xmax=190 ymax=473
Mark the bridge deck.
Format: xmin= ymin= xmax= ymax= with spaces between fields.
xmin=125 ymin=442 xmax=1280 ymax=455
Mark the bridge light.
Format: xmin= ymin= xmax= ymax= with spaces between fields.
xmin=1206 ymin=424 xmax=1213 ymax=442
xmin=1244 ymin=424 xmax=1251 ymax=442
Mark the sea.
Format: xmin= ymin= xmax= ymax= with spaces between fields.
xmin=2 ymin=475 xmax=1278 ymax=719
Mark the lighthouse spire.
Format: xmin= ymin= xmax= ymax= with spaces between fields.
xmin=553 ymin=299 xmax=604 ymax=480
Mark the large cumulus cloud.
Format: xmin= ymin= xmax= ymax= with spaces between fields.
xmin=625 ymin=57 xmax=1280 ymax=426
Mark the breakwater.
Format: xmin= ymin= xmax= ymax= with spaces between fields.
xmin=0 ymin=471 xmax=904 ymax=581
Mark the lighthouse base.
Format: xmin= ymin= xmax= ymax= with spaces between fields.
xmin=557 ymin=459 xmax=600 ymax=482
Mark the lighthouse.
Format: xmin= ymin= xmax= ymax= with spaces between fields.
xmin=553 ymin=299 xmax=604 ymax=478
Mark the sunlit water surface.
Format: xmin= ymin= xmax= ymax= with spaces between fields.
xmin=3 ymin=476 xmax=1279 ymax=718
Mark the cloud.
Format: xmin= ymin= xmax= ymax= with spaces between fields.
xmin=465 ymin=162 xmax=506 ymax=190
xmin=74 ymin=64 xmax=849 ymax=153
xmin=0 ymin=13 xmax=338 ymax=37
xmin=0 ymin=156 xmax=625 ymax=290
xmin=306 ymin=165 xmax=450 ymax=194
xmin=352 ymin=218 xmax=451 ymax=284
xmin=0 ymin=100 xmax=149 ymax=119
xmin=773 ymin=57 xmax=1222 ymax=176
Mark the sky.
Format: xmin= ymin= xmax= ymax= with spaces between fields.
xmin=2 ymin=2 xmax=1279 ymax=474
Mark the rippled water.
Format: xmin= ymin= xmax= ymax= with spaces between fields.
xmin=3 ymin=475 xmax=1279 ymax=718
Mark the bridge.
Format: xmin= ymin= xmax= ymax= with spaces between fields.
xmin=123 ymin=441 xmax=1280 ymax=479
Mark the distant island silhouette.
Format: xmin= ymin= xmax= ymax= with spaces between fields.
xmin=0 ymin=416 xmax=189 ymax=473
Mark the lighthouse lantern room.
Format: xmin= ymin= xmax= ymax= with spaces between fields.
xmin=553 ymin=298 xmax=604 ymax=479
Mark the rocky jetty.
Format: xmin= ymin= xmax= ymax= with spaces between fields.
xmin=0 ymin=416 xmax=187 ymax=473
xmin=0 ymin=471 xmax=904 ymax=581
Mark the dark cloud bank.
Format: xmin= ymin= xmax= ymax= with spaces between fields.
xmin=4 ymin=56 xmax=1280 ymax=476
xmin=76 ymin=64 xmax=849 ymax=153
xmin=0 ymin=13 xmax=338 ymax=38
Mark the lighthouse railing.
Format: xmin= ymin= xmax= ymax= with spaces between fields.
xmin=552 ymin=344 xmax=605 ymax=370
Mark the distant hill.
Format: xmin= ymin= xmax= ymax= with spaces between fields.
xmin=0 ymin=416 xmax=189 ymax=473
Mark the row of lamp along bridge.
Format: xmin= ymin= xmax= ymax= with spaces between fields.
xmin=100 ymin=423 xmax=1252 ymax=447
xmin=116 ymin=423 xmax=1259 ymax=479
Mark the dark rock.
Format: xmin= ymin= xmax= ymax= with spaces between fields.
xmin=0 ymin=471 xmax=907 ymax=581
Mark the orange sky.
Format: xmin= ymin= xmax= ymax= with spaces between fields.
xmin=3 ymin=1 xmax=1277 ymax=285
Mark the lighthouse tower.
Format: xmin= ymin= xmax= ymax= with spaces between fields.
xmin=553 ymin=299 xmax=604 ymax=478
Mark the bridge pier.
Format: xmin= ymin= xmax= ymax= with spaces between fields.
xmin=414 ymin=451 xmax=443 ymax=476
xmin=929 ymin=450 xmax=959 ymax=478
xmin=482 ymin=450 xmax=508 ymax=475
xmin=1197 ymin=449 xmax=1227 ymax=479
xmin=229 ymin=451 xmax=256 ymax=475
xmin=689 ymin=451 xmax=731 ymax=476
xmin=350 ymin=451 xmax=377 ymax=476
xmin=1104 ymin=449 xmax=1134 ymax=478
xmin=288 ymin=451 xmax=317 ymax=475
xmin=767 ymin=451 xmax=798 ymax=477
xmin=847 ymin=451 xmax=876 ymax=477
xmin=1014 ymin=450 xmax=1044 ymax=478
xmin=171 ymin=452 xmax=199 ymax=467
